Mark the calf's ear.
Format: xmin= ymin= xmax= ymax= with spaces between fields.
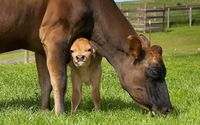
xmin=92 ymin=48 xmax=96 ymax=58
xmin=127 ymin=35 xmax=142 ymax=59
xmin=89 ymin=40 xmax=96 ymax=58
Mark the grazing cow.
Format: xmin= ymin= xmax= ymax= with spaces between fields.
xmin=0 ymin=0 xmax=173 ymax=114
xmin=70 ymin=38 xmax=102 ymax=113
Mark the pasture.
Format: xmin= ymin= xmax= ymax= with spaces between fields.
xmin=0 ymin=26 xmax=200 ymax=124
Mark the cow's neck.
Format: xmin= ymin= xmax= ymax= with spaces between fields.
xmin=91 ymin=0 xmax=136 ymax=68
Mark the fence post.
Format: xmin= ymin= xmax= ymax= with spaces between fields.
xmin=119 ymin=3 xmax=122 ymax=9
xmin=163 ymin=7 xmax=165 ymax=31
xmin=189 ymin=7 xmax=192 ymax=27
xmin=148 ymin=20 xmax=151 ymax=41
xmin=126 ymin=12 xmax=129 ymax=17
xmin=154 ymin=6 xmax=156 ymax=21
xmin=167 ymin=8 xmax=170 ymax=28
xmin=144 ymin=10 xmax=147 ymax=33
xmin=24 ymin=50 xmax=29 ymax=64
xmin=144 ymin=0 xmax=147 ymax=33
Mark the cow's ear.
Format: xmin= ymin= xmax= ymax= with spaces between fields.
xmin=127 ymin=35 xmax=142 ymax=59
xmin=139 ymin=34 xmax=150 ymax=48
xmin=151 ymin=45 xmax=163 ymax=55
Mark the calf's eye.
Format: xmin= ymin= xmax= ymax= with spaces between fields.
xmin=87 ymin=48 xmax=92 ymax=52
xmin=70 ymin=50 xmax=74 ymax=53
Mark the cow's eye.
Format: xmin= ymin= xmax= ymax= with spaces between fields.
xmin=147 ymin=68 xmax=159 ymax=78
xmin=70 ymin=50 xmax=74 ymax=53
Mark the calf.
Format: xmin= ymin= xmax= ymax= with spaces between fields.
xmin=70 ymin=38 xmax=102 ymax=113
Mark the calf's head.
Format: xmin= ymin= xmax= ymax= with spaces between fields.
xmin=70 ymin=38 xmax=95 ymax=67
xmin=118 ymin=34 xmax=173 ymax=115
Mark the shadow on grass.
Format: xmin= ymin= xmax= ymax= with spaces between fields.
xmin=0 ymin=96 xmax=180 ymax=116
xmin=0 ymin=96 xmax=41 ymax=112
xmin=73 ymin=97 xmax=144 ymax=113
xmin=0 ymin=96 xmax=142 ymax=113
xmin=0 ymin=96 xmax=72 ymax=113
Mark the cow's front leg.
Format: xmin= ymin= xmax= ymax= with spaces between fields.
xmin=43 ymin=37 xmax=68 ymax=114
xmin=35 ymin=53 xmax=52 ymax=110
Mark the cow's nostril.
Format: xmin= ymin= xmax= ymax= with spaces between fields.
xmin=162 ymin=107 xmax=173 ymax=114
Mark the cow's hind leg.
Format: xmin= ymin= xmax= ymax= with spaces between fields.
xmin=35 ymin=53 xmax=52 ymax=110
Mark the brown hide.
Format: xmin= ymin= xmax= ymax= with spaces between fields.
xmin=0 ymin=0 xmax=172 ymax=114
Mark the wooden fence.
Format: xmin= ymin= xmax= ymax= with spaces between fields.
xmin=0 ymin=50 xmax=34 ymax=64
xmin=121 ymin=8 xmax=165 ymax=32
xmin=121 ymin=5 xmax=200 ymax=32
xmin=166 ymin=6 xmax=200 ymax=27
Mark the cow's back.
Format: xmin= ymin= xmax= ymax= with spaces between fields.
xmin=0 ymin=0 xmax=48 ymax=53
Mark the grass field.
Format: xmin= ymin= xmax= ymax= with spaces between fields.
xmin=0 ymin=50 xmax=34 ymax=61
xmin=0 ymin=55 xmax=200 ymax=124
xmin=0 ymin=26 xmax=200 ymax=124
xmin=148 ymin=26 xmax=200 ymax=55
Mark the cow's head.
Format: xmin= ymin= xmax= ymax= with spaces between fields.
xmin=90 ymin=33 xmax=173 ymax=115
xmin=121 ymin=34 xmax=173 ymax=115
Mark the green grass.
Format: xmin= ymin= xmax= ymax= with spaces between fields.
xmin=143 ymin=26 xmax=200 ymax=55
xmin=0 ymin=54 xmax=200 ymax=124
xmin=0 ymin=51 xmax=34 ymax=61
xmin=0 ymin=52 xmax=25 ymax=61
xmin=0 ymin=26 xmax=200 ymax=124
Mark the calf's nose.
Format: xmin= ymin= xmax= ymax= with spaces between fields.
xmin=76 ymin=55 xmax=85 ymax=61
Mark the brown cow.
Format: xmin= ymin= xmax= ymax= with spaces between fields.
xmin=0 ymin=0 xmax=173 ymax=114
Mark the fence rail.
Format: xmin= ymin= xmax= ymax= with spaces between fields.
xmin=0 ymin=50 xmax=34 ymax=64
xmin=121 ymin=7 xmax=165 ymax=32
xmin=121 ymin=5 xmax=200 ymax=32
